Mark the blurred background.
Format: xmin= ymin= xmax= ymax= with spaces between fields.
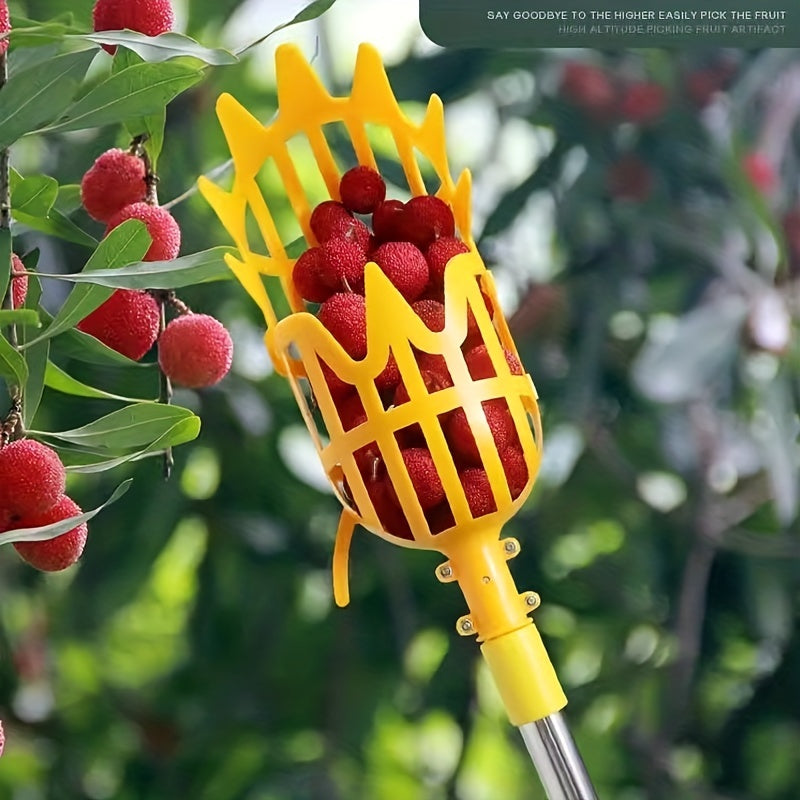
xmin=1 ymin=1 xmax=800 ymax=798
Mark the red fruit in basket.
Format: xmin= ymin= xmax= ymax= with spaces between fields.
xmin=426 ymin=236 xmax=470 ymax=287
xmin=460 ymin=467 xmax=497 ymax=517
xmin=292 ymin=247 xmax=332 ymax=303
xmin=80 ymin=148 xmax=147 ymax=222
xmin=372 ymin=241 xmax=429 ymax=301
xmin=12 ymin=495 xmax=88 ymax=572
xmin=393 ymin=354 xmax=452 ymax=406
xmin=427 ymin=502 xmax=455 ymax=534
xmin=743 ymin=152 xmax=776 ymax=195
xmin=310 ymin=201 xmax=370 ymax=250
xmin=10 ymin=254 xmax=28 ymax=309
xmin=465 ymin=344 xmax=523 ymax=381
xmin=321 ymin=363 xmax=352 ymax=400
xmin=619 ymin=82 xmax=667 ymax=125
xmin=375 ymin=353 xmax=401 ymax=393
xmin=412 ymin=299 xmax=446 ymax=332
xmin=401 ymin=195 xmax=456 ymax=250
xmin=446 ymin=399 xmax=516 ymax=465
xmin=500 ymin=446 xmax=529 ymax=500
xmin=560 ymin=62 xmax=616 ymax=118
xmin=369 ymin=478 xmax=411 ymax=539
xmin=321 ymin=237 xmax=367 ymax=292
xmin=337 ymin=393 xmax=366 ymax=431
xmin=106 ymin=202 xmax=180 ymax=262
xmin=339 ymin=166 xmax=386 ymax=214
xmin=318 ymin=293 xmax=368 ymax=359
xmin=397 ymin=448 xmax=445 ymax=510
xmin=372 ymin=199 xmax=406 ymax=242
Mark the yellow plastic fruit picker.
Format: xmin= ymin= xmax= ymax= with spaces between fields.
xmin=199 ymin=43 xmax=598 ymax=800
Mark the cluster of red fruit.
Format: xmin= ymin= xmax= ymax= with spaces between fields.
xmin=76 ymin=148 xmax=233 ymax=388
xmin=92 ymin=0 xmax=174 ymax=54
xmin=0 ymin=440 xmax=87 ymax=571
xmin=291 ymin=167 xmax=529 ymax=539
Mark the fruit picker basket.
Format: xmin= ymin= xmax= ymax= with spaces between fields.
xmin=200 ymin=43 xmax=597 ymax=800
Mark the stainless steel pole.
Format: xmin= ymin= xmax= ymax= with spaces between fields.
xmin=519 ymin=712 xmax=599 ymax=800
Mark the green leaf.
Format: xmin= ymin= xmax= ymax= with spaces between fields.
xmin=55 ymin=184 xmax=83 ymax=215
xmin=45 ymin=61 xmax=204 ymax=134
xmin=75 ymin=30 xmax=238 ymax=65
xmin=10 ymin=171 xmax=58 ymax=216
xmin=45 ymin=361 xmax=154 ymax=404
xmin=24 ymin=220 xmax=151 ymax=348
xmin=12 ymin=207 xmax=98 ymax=249
xmin=53 ymin=325 xmax=150 ymax=368
xmin=0 ymin=334 xmax=28 ymax=386
xmin=267 ymin=0 xmax=337 ymax=36
xmin=0 ymin=309 xmax=40 ymax=327
xmin=32 ymin=403 xmax=200 ymax=450
xmin=0 ymin=479 xmax=132 ymax=546
xmin=0 ymin=49 xmax=96 ymax=148
xmin=38 ymin=246 xmax=235 ymax=289
xmin=23 ymin=339 xmax=50 ymax=428
xmin=64 ymin=417 xmax=201 ymax=473
xmin=7 ymin=14 xmax=81 ymax=49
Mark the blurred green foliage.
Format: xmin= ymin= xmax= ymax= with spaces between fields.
xmin=2 ymin=2 xmax=800 ymax=800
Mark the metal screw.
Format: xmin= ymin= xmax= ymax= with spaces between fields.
xmin=525 ymin=592 xmax=541 ymax=609
xmin=438 ymin=565 xmax=453 ymax=579
xmin=504 ymin=539 xmax=518 ymax=554
xmin=460 ymin=619 xmax=474 ymax=633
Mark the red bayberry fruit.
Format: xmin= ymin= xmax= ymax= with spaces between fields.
xmin=464 ymin=344 xmax=524 ymax=380
xmin=10 ymin=254 xmax=28 ymax=309
xmin=77 ymin=289 xmax=160 ymax=360
xmin=93 ymin=0 xmax=174 ymax=55
xmin=412 ymin=299 xmax=446 ymax=332
xmin=606 ymin=155 xmax=653 ymax=202
xmin=446 ymin=399 xmax=517 ymax=465
xmin=393 ymin=354 xmax=453 ymax=406
xmin=321 ymin=362 xmax=353 ymax=400
xmin=372 ymin=241 xmax=429 ymax=301
xmin=318 ymin=293 xmax=368 ymax=359
xmin=393 ymin=448 xmax=445 ymax=511
xmin=12 ymin=495 xmax=88 ymax=572
xmin=0 ymin=1 xmax=10 ymax=55
xmin=500 ymin=446 xmax=529 ymax=499
xmin=372 ymin=199 xmax=405 ymax=242
xmin=375 ymin=353 xmax=401 ymax=394
xmin=81 ymin=148 xmax=147 ymax=223
xmin=339 ymin=166 xmax=386 ymax=214
xmin=743 ymin=152 xmax=776 ymax=195
xmin=310 ymin=201 xmax=370 ymax=250
xmin=106 ymin=203 xmax=181 ymax=261
xmin=0 ymin=440 xmax=66 ymax=526
xmin=158 ymin=314 xmax=233 ymax=388
xmin=459 ymin=467 xmax=497 ymax=517
xmin=560 ymin=62 xmax=617 ymax=118
xmin=321 ymin=237 xmax=367 ymax=292
xmin=401 ymin=195 xmax=456 ymax=250
xmin=292 ymin=247 xmax=333 ymax=303
xmin=427 ymin=502 xmax=455 ymax=534
xmin=426 ymin=237 xmax=470 ymax=287
xmin=368 ymin=477 xmax=412 ymax=539
xmin=619 ymin=82 xmax=667 ymax=125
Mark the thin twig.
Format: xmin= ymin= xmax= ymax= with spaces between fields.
xmin=156 ymin=292 xmax=174 ymax=480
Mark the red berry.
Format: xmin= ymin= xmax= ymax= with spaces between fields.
xmin=412 ymin=299 xmax=446 ymax=332
xmin=464 ymin=344 xmax=524 ymax=380
xmin=338 ymin=393 xmax=366 ymax=431
xmin=372 ymin=241 xmax=429 ymax=301
xmin=368 ymin=477 xmax=411 ymax=539
xmin=375 ymin=353 xmax=401 ymax=393
xmin=0 ymin=1 xmax=10 ymax=55
xmin=685 ymin=69 xmax=719 ymax=108
xmin=336 ymin=395 xmax=382 ymax=476
xmin=106 ymin=203 xmax=181 ymax=262
xmin=292 ymin=247 xmax=332 ymax=303
xmin=401 ymin=196 xmax=456 ymax=250
xmin=339 ymin=166 xmax=386 ymax=214
xmin=372 ymin=199 xmax=405 ymax=242
xmin=500 ymin=446 xmax=529 ymax=500
xmin=619 ymin=82 xmax=667 ymax=125
xmin=321 ymin=362 xmax=353 ymax=400
xmin=321 ymin=237 xmax=367 ymax=292
xmin=318 ymin=293 xmax=368 ymax=359
xmin=81 ymin=149 xmax=146 ymax=223
xmin=743 ymin=152 xmax=776 ymax=195
xmin=446 ymin=399 xmax=516 ymax=465
xmin=427 ymin=502 xmax=455 ymax=534
xmin=0 ymin=440 xmax=66 ymax=526
xmin=560 ymin=62 xmax=616 ymax=118
xmin=396 ymin=448 xmax=445 ymax=511
xmin=158 ymin=314 xmax=233 ymax=388
xmin=426 ymin=237 xmax=470 ymax=287
xmin=310 ymin=201 xmax=369 ymax=250
xmin=606 ymin=156 xmax=653 ymax=202
xmin=93 ymin=0 xmax=174 ymax=55
xmin=459 ymin=468 xmax=497 ymax=517
xmin=12 ymin=495 xmax=88 ymax=572
xmin=10 ymin=254 xmax=27 ymax=309
xmin=77 ymin=289 xmax=160 ymax=361
xmin=393 ymin=353 xmax=452 ymax=406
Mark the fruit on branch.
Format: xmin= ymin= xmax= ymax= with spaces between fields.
xmin=93 ymin=0 xmax=175 ymax=54
xmin=158 ymin=314 xmax=233 ymax=388
xmin=619 ymin=82 xmax=667 ymax=125
xmin=339 ymin=166 xmax=386 ymax=214
xmin=12 ymin=495 xmax=88 ymax=572
xmin=81 ymin=148 xmax=147 ymax=222
xmin=10 ymin=254 xmax=28 ymax=309
xmin=426 ymin=237 xmax=469 ymax=287
xmin=560 ymin=62 xmax=617 ymax=118
xmin=0 ymin=0 xmax=10 ymax=54
xmin=743 ymin=152 xmax=776 ymax=195
xmin=318 ymin=293 xmax=368 ymax=359
xmin=0 ymin=440 xmax=66 ymax=526
xmin=292 ymin=246 xmax=332 ymax=303
xmin=372 ymin=199 xmax=405 ymax=242
xmin=77 ymin=289 xmax=160 ymax=360
xmin=106 ymin=203 xmax=181 ymax=261
xmin=371 ymin=241 xmax=429 ymax=301
xmin=321 ymin=237 xmax=368 ymax=292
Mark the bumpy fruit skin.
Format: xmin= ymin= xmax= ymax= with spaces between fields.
xmin=321 ymin=237 xmax=367 ymax=292
xmin=93 ymin=0 xmax=174 ymax=54
xmin=339 ymin=166 xmax=386 ymax=214
xmin=81 ymin=149 xmax=147 ymax=223
xmin=399 ymin=448 xmax=445 ymax=510
xmin=372 ymin=199 xmax=405 ymax=242
xmin=372 ymin=241 xmax=429 ymax=301
xmin=158 ymin=314 xmax=233 ymax=388
xmin=401 ymin=196 xmax=456 ymax=250
xmin=310 ymin=201 xmax=370 ymax=251
xmin=77 ymin=289 xmax=160 ymax=360
xmin=292 ymin=247 xmax=332 ymax=303
xmin=619 ymin=82 xmax=667 ymax=125
xmin=465 ymin=344 xmax=523 ymax=381
xmin=0 ymin=440 xmax=66 ymax=526
xmin=459 ymin=468 xmax=497 ymax=517
xmin=106 ymin=203 xmax=181 ymax=262
xmin=10 ymin=254 xmax=28 ymax=309
xmin=412 ymin=299 xmax=446 ymax=332
xmin=13 ymin=495 xmax=88 ymax=572
xmin=426 ymin=237 xmax=469 ymax=287
xmin=499 ymin=446 xmax=528 ymax=499
xmin=318 ymin=293 xmax=368 ymax=359
xmin=446 ymin=399 xmax=516 ymax=465
xmin=0 ymin=0 xmax=10 ymax=54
